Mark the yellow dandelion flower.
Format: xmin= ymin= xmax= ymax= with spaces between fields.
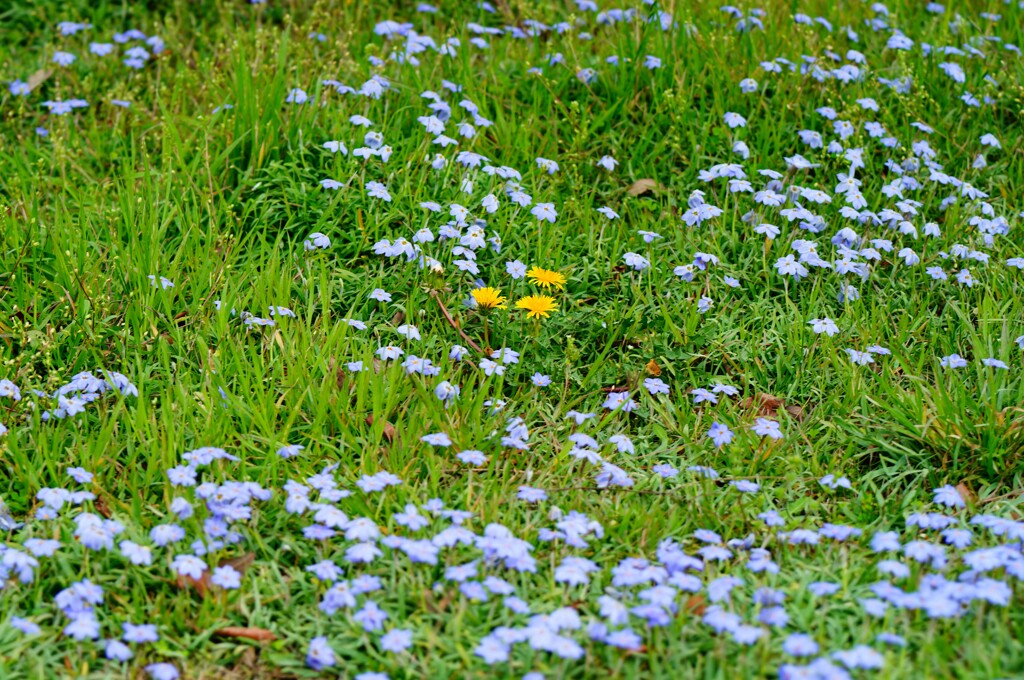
xmin=471 ymin=287 xmax=507 ymax=309
xmin=526 ymin=267 xmax=567 ymax=290
xmin=515 ymin=295 xmax=557 ymax=319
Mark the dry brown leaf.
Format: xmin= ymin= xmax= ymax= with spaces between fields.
xmin=627 ymin=178 xmax=659 ymax=197
xmin=390 ymin=310 xmax=405 ymax=326
xmin=176 ymin=571 xmax=211 ymax=598
xmin=365 ymin=414 xmax=397 ymax=443
xmin=684 ymin=594 xmax=707 ymax=616
xmin=741 ymin=392 xmax=785 ymax=416
xmin=27 ymin=69 xmax=52 ymax=91
xmin=213 ymin=627 xmax=277 ymax=642
xmin=220 ymin=552 xmax=256 ymax=574
xmin=742 ymin=392 xmax=810 ymax=420
xmin=784 ymin=404 xmax=806 ymax=421
xmin=956 ymin=482 xmax=976 ymax=505
xmin=645 ymin=359 xmax=661 ymax=376
xmin=422 ymin=590 xmax=452 ymax=614
xmin=93 ymin=494 xmax=112 ymax=519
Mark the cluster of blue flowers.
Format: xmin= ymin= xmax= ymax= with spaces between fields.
xmin=3 ymin=0 xmax=1024 ymax=677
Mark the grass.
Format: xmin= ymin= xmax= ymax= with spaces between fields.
xmin=2 ymin=0 xmax=1024 ymax=677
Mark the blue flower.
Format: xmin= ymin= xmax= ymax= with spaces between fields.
xmin=306 ymin=636 xmax=336 ymax=670
xmin=517 ymin=486 xmax=547 ymax=503
xmin=145 ymin=663 xmax=179 ymax=680
xmin=707 ymin=422 xmax=734 ymax=447
xmin=933 ymin=485 xmax=966 ymax=508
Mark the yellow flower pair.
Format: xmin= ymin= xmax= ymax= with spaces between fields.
xmin=471 ymin=287 xmax=557 ymax=319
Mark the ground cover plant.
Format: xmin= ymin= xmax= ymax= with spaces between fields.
xmin=2 ymin=0 xmax=1024 ymax=677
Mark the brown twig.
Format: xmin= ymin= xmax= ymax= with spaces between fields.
xmin=430 ymin=291 xmax=482 ymax=353
xmin=979 ymin=488 xmax=1024 ymax=505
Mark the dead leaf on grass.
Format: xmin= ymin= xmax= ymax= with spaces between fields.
xmin=213 ymin=627 xmax=277 ymax=642
xmin=627 ymin=178 xmax=660 ymax=197
xmin=365 ymin=414 xmax=397 ymax=443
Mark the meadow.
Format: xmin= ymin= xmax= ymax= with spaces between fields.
xmin=2 ymin=0 xmax=1024 ymax=677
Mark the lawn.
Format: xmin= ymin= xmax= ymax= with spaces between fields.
xmin=2 ymin=0 xmax=1024 ymax=677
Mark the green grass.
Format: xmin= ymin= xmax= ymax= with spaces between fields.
xmin=2 ymin=0 xmax=1024 ymax=677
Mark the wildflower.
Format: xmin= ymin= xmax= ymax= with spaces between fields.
xmin=475 ymin=635 xmax=510 ymax=664
xmin=457 ymin=450 xmax=487 ymax=465
xmin=980 ymin=133 xmax=1001 ymax=149
xmin=211 ymin=565 xmax=242 ymax=589
xmin=145 ymin=664 xmax=179 ymax=680
xmin=531 ymin=203 xmax=557 ymax=222
xmin=723 ymin=112 xmax=747 ymax=128
xmin=808 ymin=318 xmax=839 ymax=336
xmin=277 ymin=444 xmax=304 ymax=458
xmin=366 ymin=181 xmax=392 ymax=202
xmin=536 ymin=157 xmax=559 ymax=174
xmin=526 ymin=267 xmax=567 ymax=290
xmin=171 ymin=554 xmax=206 ymax=580
xmin=807 ymin=582 xmax=840 ymax=597
xmin=123 ymin=622 xmax=159 ymax=644
xmin=304 ymin=233 xmax=331 ymax=250
xmin=623 ymin=252 xmax=650 ymax=271
xmin=380 ymin=628 xmax=413 ymax=653
xmin=707 ymin=422 xmax=734 ymax=447
xmin=53 ymin=51 xmax=77 ymax=66
xmin=395 ymin=324 xmax=420 ymax=341
xmin=934 ymin=485 xmax=966 ymax=508
xmin=603 ymin=391 xmax=636 ymax=412
xmin=833 ymin=646 xmax=884 ymax=670
xmin=531 ymin=373 xmax=551 ymax=387
xmin=148 ymin=275 xmax=174 ymax=289
xmin=784 ymin=633 xmax=820 ymax=657
xmin=66 ymin=467 xmax=94 ymax=484
xmin=421 ymin=433 xmax=452 ymax=447
xmin=376 ymin=346 xmax=403 ymax=360
xmin=751 ymin=418 xmax=782 ymax=439
xmin=505 ymin=260 xmax=527 ymax=278
xmin=845 ymin=349 xmax=874 ymax=366
xmin=307 ymin=636 xmax=337 ymax=670
xmin=479 ymin=359 xmax=504 ymax=376
xmin=354 ymin=601 xmax=389 ymax=631
xmin=515 ymin=295 xmax=557 ymax=319
xmin=10 ymin=618 xmax=40 ymax=636
xmin=820 ymin=474 xmax=852 ymax=490
xmin=471 ymin=287 xmax=506 ymax=309
xmin=518 ymin=486 xmax=548 ymax=503
xmin=940 ymin=354 xmax=968 ymax=369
